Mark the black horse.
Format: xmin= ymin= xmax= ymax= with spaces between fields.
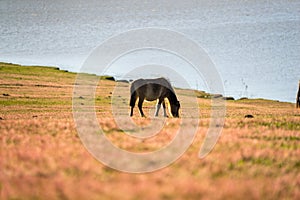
xmin=129 ymin=78 xmax=180 ymax=118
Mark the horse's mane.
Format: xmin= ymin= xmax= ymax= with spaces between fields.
xmin=157 ymin=77 xmax=175 ymax=93
xmin=155 ymin=77 xmax=178 ymax=102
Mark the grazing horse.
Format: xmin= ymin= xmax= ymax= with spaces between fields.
xmin=129 ymin=78 xmax=180 ymax=118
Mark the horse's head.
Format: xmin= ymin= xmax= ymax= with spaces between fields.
xmin=171 ymin=101 xmax=180 ymax=118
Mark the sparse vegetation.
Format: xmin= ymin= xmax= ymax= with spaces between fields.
xmin=0 ymin=62 xmax=299 ymax=199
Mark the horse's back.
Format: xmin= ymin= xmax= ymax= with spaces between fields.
xmin=132 ymin=77 xmax=171 ymax=88
xmin=130 ymin=77 xmax=172 ymax=100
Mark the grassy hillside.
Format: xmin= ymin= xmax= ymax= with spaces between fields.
xmin=0 ymin=62 xmax=299 ymax=199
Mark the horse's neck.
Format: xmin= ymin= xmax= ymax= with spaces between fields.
xmin=166 ymin=89 xmax=177 ymax=103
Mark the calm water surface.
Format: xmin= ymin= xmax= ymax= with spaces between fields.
xmin=1 ymin=0 xmax=299 ymax=102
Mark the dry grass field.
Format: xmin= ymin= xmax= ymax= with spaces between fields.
xmin=1 ymin=62 xmax=300 ymax=199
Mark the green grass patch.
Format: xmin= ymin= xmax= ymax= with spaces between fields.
xmin=0 ymin=62 xmax=76 ymax=84
xmin=0 ymin=97 xmax=71 ymax=106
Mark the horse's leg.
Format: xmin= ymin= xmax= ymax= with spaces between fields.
xmin=130 ymin=106 xmax=134 ymax=117
xmin=162 ymin=100 xmax=168 ymax=117
xmin=155 ymin=99 xmax=163 ymax=117
xmin=138 ymin=97 xmax=146 ymax=117
xmin=154 ymin=104 xmax=161 ymax=117
xmin=129 ymin=91 xmax=137 ymax=117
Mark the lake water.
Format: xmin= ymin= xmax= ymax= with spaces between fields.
xmin=1 ymin=0 xmax=299 ymax=102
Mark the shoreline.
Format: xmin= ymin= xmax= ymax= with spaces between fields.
xmin=0 ymin=61 xmax=296 ymax=105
